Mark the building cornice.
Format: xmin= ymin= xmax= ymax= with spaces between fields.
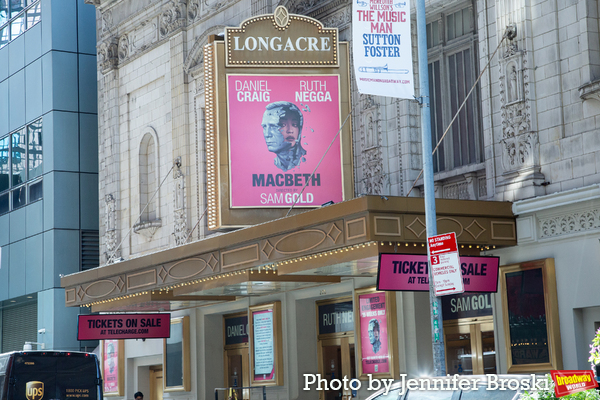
xmin=512 ymin=185 xmax=600 ymax=215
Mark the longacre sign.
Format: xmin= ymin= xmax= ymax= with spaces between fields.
xmin=225 ymin=6 xmax=338 ymax=67
xmin=78 ymin=314 xmax=170 ymax=340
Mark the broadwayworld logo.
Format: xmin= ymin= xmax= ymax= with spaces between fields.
xmin=551 ymin=370 xmax=598 ymax=397
xmin=26 ymin=381 xmax=44 ymax=400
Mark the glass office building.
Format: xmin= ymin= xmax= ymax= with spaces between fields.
xmin=0 ymin=0 xmax=98 ymax=352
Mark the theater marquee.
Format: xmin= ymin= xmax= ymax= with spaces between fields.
xmin=205 ymin=6 xmax=353 ymax=229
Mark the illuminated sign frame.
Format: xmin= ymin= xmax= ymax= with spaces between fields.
xmin=249 ymin=301 xmax=284 ymax=386
xmin=204 ymin=6 xmax=353 ymax=229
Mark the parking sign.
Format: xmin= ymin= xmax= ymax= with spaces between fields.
xmin=427 ymin=233 xmax=465 ymax=296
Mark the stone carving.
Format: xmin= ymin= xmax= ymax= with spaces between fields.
xmin=101 ymin=9 xmax=112 ymax=36
xmin=500 ymin=103 xmax=535 ymax=170
xmin=98 ymin=38 xmax=118 ymax=73
xmin=499 ymin=51 xmax=539 ymax=175
xmin=539 ymin=210 xmax=600 ymax=239
xmin=130 ymin=20 xmax=158 ymax=56
xmin=159 ymin=1 xmax=187 ymax=38
xmin=118 ymin=34 xmax=129 ymax=61
xmin=194 ymin=77 xmax=205 ymax=94
xmin=286 ymin=0 xmax=320 ymax=14
xmin=321 ymin=8 xmax=350 ymax=29
xmin=443 ymin=182 xmax=469 ymax=200
xmin=173 ymin=161 xmax=189 ymax=246
xmin=188 ymin=0 xmax=200 ymax=22
xmin=104 ymin=194 xmax=120 ymax=263
xmin=360 ymin=95 xmax=385 ymax=195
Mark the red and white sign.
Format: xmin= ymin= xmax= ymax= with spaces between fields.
xmin=551 ymin=370 xmax=598 ymax=397
xmin=427 ymin=233 xmax=464 ymax=296
xmin=78 ymin=314 xmax=171 ymax=340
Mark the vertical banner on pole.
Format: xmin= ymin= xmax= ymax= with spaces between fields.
xmin=352 ymin=0 xmax=414 ymax=98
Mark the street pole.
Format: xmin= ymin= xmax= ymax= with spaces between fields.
xmin=415 ymin=0 xmax=446 ymax=376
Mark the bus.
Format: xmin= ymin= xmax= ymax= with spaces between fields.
xmin=0 ymin=351 xmax=102 ymax=400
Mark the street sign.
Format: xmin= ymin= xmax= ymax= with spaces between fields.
xmin=427 ymin=233 xmax=464 ymax=296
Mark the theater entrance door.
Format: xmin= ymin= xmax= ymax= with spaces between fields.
xmin=442 ymin=293 xmax=496 ymax=375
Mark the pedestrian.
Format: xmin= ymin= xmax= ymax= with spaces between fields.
xmin=134 ymin=392 xmax=144 ymax=400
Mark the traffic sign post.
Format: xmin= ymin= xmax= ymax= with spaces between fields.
xmin=427 ymin=233 xmax=465 ymax=296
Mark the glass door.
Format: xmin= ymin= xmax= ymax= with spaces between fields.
xmin=318 ymin=337 xmax=356 ymax=400
xmin=224 ymin=348 xmax=250 ymax=400
xmin=444 ymin=317 xmax=496 ymax=375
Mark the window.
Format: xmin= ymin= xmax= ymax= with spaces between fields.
xmin=0 ymin=118 xmax=43 ymax=215
xmin=0 ymin=0 xmax=41 ymax=49
xmin=427 ymin=3 xmax=484 ymax=173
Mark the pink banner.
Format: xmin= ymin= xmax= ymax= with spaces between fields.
xmin=227 ymin=74 xmax=344 ymax=207
xmin=78 ymin=314 xmax=171 ymax=340
xmin=358 ymin=292 xmax=390 ymax=374
xmin=377 ymin=254 xmax=499 ymax=292
xmin=103 ymin=340 xmax=119 ymax=394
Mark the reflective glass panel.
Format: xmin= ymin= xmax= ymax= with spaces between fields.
xmin=9 ymin=0 xmax=25 ymax=18
xmin=506 ymin=268 xmax=549 ymax=365
xmin=0 ymin=0 xmax=8 ymax=26
xmin=0 ymin=25 xmax=8 ymax=48
xmin=9 ymin=0 xmax=24 ymax=18
xmin=446 ymin=332 xmax=473 ymax=375
xmin=29 ymin=180 xmax=42 ymax=202
xmin=11 ymin=130 xmax=26 ymax=186
xmin=0 ymin=192 xmax=8 ymax=215
xmin=0 ymin=136 xmax=9 ymax=192
xmin=10 ymin=13 xmax=23 ymax=40
xmin=25 ymin=1 xmax=39 ymax=28
xmin=28 ymin=119 xmax=42 ymax=179
xmin=12 ymin=185 xmax=26 ymax=208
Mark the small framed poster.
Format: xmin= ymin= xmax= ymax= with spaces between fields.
xmin=163 ymin=316 xmax=191 ymax=392
xmin=354 ymin=287 xmax=399 ymax=380
xmin=249 ymin=302 xmax=283 ymax=386
xmin=101 ymin=339 xmax=124 ymax=396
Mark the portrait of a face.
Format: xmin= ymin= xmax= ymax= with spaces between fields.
xmin=261 ymin=101 xmax=306 ymax=172
xmin=368 ymin=319 xmax=382 ymax=354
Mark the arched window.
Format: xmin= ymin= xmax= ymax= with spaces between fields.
xmin=139 ymin=131 xmax=159 ymax=222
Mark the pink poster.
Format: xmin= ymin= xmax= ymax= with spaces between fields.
xmin=227 ymin=74 xmax=344 ymax=208
xmin=103 ymin=340 xmax=119 ymax=393
xmin=358 ymin=292 xmax=390 ymax=374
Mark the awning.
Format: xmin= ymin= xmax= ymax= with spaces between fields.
xmin=61 ymin=195 xmax=516 ymax=312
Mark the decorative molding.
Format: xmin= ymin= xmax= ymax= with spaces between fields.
xmin=513 ymin=184 xmax=600 ymax=215
xmin=133 ymin=219 xmax=163 ymax=239
xmin=104 ymin=194 xmax=120 ymax=262
xmin=221 ymin=245 xmax=260 ymax=269
xmin=579 ymin=79 xmax=600 ymax=102
xmin=346 ymin=217 xmax=367 ymax=241
xmin=173 ymin=165 xmax=189 ymax=246
xmin=98 ymin=38 xmax=118 ymax=73
xmin=275 ymin=230 xmax=327 ymax=254
xmin=127 ymin=270 xmax=158 ymax=290
xmin=118 ymin=34 xmax=129 ymax=62
xmin=159 ymin=0 xmax=187 ymax=38
xmin=360 ymin=95 xmax=384 ymax=195
xmin=374 ymin=216 xmax=401 ymax=237
xmin=539 ymin=209 xmax=600 ymax=239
